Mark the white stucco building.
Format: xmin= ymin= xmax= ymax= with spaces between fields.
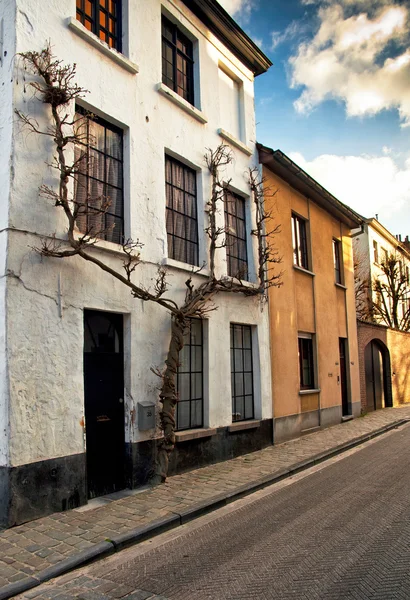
xmin=354 ymin=218 xmax=410 ymax=326
xmin=0 ymin=0 xmax=272 ymax=525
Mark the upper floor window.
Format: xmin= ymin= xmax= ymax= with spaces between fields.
xmin=373 ymin=240 xmax=379 ymax=264
xmin=176 ymin=319 xmax=203 ymax=431
xmin=74 ymin=109 xmax=124 ymax=244
xmin=165 ymin=155 xmax=198 ymax=265
xmin=292 ymin=214 xmax=309 ymax=270
xmin=162 ymin=16 xmax=194 ymax=105
xmin=218 ymin=66 xmax=242 ymax=141
xmin=76 ymin=0 xmax=122 ymax=51
xmin=333 ymin=239 xmax=343 ymax=284
xmin=225 ymin=191 xmax=248 ymax=280
xmin=381 ymin=247 xmax=388 ymax=264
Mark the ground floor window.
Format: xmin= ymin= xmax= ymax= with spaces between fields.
xmin=298 ymin=334 xmax=315 ymax=390
xmin=176 ymin=319 xmax=203 ymax=430
xmin=230 ymin=323 xmax=254 ymax=422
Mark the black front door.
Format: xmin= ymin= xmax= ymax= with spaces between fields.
xmin=364 ymin=340 xmax=385 ymax=411
xmin=84 ymin=310 xmax=125 ymax=499
xmin=339 ymin=338 xmax=349 ymax=416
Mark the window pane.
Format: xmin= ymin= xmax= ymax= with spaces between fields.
xmin=244 ymin=396 xmax=254 ymax=420
xmin=235 ymin=373 xmax=244 ymax=396
xmin=191 ymin=400 xmax=202 ymax=428
xmin=105 ymin=185 xmax=123 ymax=217
xmin=243 ymin=327 xmax=251 ymax=349
xmin=178 ymin=373 xmax=190 ymax=402
xmin=244 ymin=373 xmax=253 ymax=395
xmin=191 ymin=346 xmax=202 ymax=372
xmin=233 ymin=396 xmax=244 ymax=422
xmin=191 ymin=373 xmax=202 ymax=399
xmin=106 ymin=159 xmax=122 ymax=189
xmin=234 ymin=349 xmax=243 ymax=371
xmin=177 ymin=401 xmax=190 ymax=430
xmin=179 ymin=343 xmax=190 ymax=372
xmin=105 ymin=128 xmax=121 ymax=159
xmin=244 ymin=349 xmax=252 ymax=372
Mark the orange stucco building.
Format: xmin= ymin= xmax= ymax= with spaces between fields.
xmin=258 ymin=145 xmax=362 ymax=442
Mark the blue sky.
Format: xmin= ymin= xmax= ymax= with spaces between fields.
xmin=219 ymin=0 xmax=410 ymax=238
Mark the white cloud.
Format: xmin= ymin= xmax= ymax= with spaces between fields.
xmin=218 ymin=0 xmax=257 ymax=22
xmin=271 ymin=21 xmax=307 ymax=51
xmin=289 ymin=3 xmax=410 ymax=126
xmin=288 ymin=151 xmax=410 ymax=224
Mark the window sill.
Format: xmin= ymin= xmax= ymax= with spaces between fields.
xmin=156 ymin=83 xmax=208 ymax=124
xmin=335 ymin=282 xmax=347 ymax=290
xmin=162 ymin=257 xmax=210 ymax=277
xmin=175 ymin=428 xmax=217 ymax=442
xmin=299 ymin=389 xmax=321 ymax=395
xmin=293 ymin=265 xmax=315 ymax=277
xmin=67 ymin=17 xmax=139 ymax=74
xmin=73 ymin=231 xmax=126 ymax=257
xmin=228 ymin=420 xmax=261 ymax=433
xmin=217 ymin=129 xmax=253 ymax=157
xmin=222 ymin=275 xmax=259 ymax=289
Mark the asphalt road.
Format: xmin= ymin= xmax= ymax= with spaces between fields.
xmin=20 ymin=424 xmax=410 ymax=599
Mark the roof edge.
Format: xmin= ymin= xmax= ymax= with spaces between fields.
xmin=257 ymin=143 xmax=363 ymax=229
xmin=181 ymin=0 xmax=272 ymax=76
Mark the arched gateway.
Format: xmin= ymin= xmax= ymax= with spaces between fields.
xmin=364 ymin=339 xmax=393 ymax=411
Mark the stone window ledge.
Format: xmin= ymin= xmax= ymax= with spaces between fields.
xmin=217 ymin=129 xmax=253 ymax=156
xmin=67 ymin=17 xmax=139 ymax=74
xmin=157 ymin=83 xmax=208 ymax=124
xmin=335 ymin=282 xmax=347 ymax=290
xmin=175 ymin=428 xmax=217 ymax=442
xmin=162 ymin=257 xmax=210 ymax=278
xmin=293 ymin=265 xmax=315 ymax=277
xmin=228 ymin=420 xmax=261 ymax=433
xmin=299 ymin=389 xmax=321 ymax=395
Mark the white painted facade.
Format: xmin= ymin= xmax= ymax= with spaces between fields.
xmin=2 ymin=0 xmax=272 ymax=493
xmin=353 ymin=218 xmax=410 ymax=321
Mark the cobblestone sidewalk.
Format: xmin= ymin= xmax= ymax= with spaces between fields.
xmin=1 ymin=406 xmax=410 ymax=600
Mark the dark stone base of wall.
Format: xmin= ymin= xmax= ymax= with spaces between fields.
xmin=168 ymin=418 xmax=273 ymax=476
xmin=0 ymin=453 xmax=86 ymax=528
xmin=1 ymin=421 xmax=273 ymax=527
xmin=125 ymin=419 xmax=273 ymax=484
xmin=274 ymin=404 xmax=358 ymax=443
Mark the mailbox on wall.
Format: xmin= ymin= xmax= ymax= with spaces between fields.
xmin=138 ymin=401 xmax=156 ymax=430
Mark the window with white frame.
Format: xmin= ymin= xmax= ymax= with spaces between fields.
xmin=333 ymin=238 xmax=343 ymax=284
xmin=292 ymin=213 xmax=309 ymax=270
xmin=298 ymin=333 xmax=315 ymax=390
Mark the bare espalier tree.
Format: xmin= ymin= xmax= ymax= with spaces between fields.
xmin=16 ymin=46 xmax=282 ymax=481
xmin=354 ymin=239 xmax=410 ymax=331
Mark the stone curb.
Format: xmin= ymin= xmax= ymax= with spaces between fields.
xmin=1 ymin=417 xmax=408 ymax=600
